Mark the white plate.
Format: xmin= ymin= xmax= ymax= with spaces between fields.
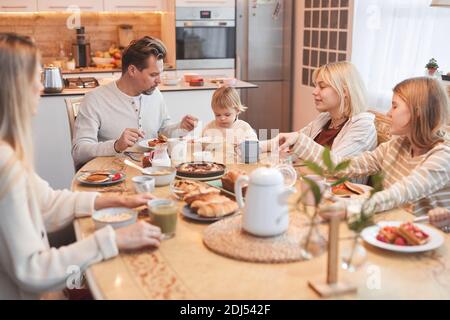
xmin=137 ymin=139 xmax=168 ymax=150
xmin=330 ymin=183 xmax=373 ymax=200
xmin=76 ymin=171 xmax=126 ymax=186
xmin=181 ymin=205 xmax=238 ymax=222
xmin=361 ymin=221 xmax=444 ymax=253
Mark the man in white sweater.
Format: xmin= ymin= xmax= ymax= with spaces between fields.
xmin=72 ymin=36 xmax=198 ymax=168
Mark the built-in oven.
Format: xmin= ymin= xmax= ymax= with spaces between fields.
xmin=176 ymin=6 xmax=236 ymax=70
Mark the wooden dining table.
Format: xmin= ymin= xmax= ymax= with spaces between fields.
xmin=72 ymin=153 xmax=450 ymax=300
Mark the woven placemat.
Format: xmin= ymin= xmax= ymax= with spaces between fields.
xmin=203 ymin=215 xmax=327 ymax=263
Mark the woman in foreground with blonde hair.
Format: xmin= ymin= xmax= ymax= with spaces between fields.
xmin=277 ymin=77 xmax=450 ymax=218
xmin=262 ymin=61 xmax=377 ymax=162
xmin=0 ymin=33 xmax=162 ymax=299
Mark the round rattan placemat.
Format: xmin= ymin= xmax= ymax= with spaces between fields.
xmin=203 ymin=215 xmax=326 ymax=263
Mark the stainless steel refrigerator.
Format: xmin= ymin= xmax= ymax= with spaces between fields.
xmin=236 ymin=0 xmax=294 ymax=134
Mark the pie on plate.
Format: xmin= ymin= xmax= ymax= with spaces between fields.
xmin=176 ymin=162 xmax=226 ymax=179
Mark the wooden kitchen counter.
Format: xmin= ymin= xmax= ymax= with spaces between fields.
xmin=72 ymin=155 xmax=450 ymax=300
xmin=41 ymin=80 xmax=258 ymax=97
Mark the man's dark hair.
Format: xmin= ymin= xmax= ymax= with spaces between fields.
xmin=121 ymin=36 xmax=167 ymax=74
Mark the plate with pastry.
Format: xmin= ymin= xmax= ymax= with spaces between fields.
xmin=181 ymin=191 xmax=240 ymax=222
xmin=77 ymin=170 xmax=126 ymax=186
xmin=138 ymin=133 xmax=168 ymax=150
xmin=176 ymin=161 xmax=226 ymax=180
xmin=170 ymin=179 xmax=204 ymax=200
xmin=361 ymin=221 xmax=444 ymax=253
xmin=331 ymin=181 xmax=372 ymax=199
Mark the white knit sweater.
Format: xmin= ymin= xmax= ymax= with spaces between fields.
xmin=0 ymin=145 xmax=118 ymax=300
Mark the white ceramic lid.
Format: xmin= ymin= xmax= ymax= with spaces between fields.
xmin=249 ymin=167 xmax=284 ymax=186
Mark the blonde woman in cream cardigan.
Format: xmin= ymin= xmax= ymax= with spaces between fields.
xmin=276 ymin=77 xmax=450 ymax=217
xmin=262 ymin=61 xmax=377 ymax=163
xmin=0 ymin=33 xmax=162 ymax=300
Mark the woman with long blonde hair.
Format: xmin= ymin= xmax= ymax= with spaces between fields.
xmin=277 ymin=76 xmax=450 ymax=218
xmin=0 ymin=33 xmax=162 ymax=300
xmin=262 ymin=61 xmax=377 ymax=163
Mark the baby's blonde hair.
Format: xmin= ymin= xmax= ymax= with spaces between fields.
xmin=211 ymin=86 xmax=247 ymax=113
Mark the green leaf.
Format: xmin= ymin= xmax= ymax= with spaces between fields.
xmin=302 ymin=176 xmax=322 ymax=206
xmin=348 ymin=211 xmax=374 ymax=233
xmin=330 ymin=177 xmax=348 ymax=187
xmin=322 ymin=147 xmax=334 ymax=173
xmin=303 ymin=160 xmax=324 ymax=176
xmin=335 ymin=160 xmax=351 ymax=172
xmin=369 ymin=173 xmax=384 ymax=195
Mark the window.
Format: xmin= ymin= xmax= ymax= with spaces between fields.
xmin=352 ymin=0 xmax=450 ymax=111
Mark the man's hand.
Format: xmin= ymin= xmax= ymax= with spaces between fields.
xmin=180 ymin=115 xmax=198 ymax=132
xmin=114 ymin=128 xmax=145 ymax=153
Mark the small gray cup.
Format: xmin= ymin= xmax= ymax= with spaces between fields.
xmin=132 ymin=176 xmax=156 ymax=193
xmin=239 ymin=140 xmax=260 ymax=164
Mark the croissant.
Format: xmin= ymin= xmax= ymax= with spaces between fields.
xmin=196 ymin=201 xmax=239 ymax=218
xmin=190 ymin=195 xmax=230 ymax=210
xmin=183 ymin=188 xmax=220 ymax=205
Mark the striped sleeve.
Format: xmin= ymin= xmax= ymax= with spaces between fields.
xmin=364 ymin=146 xmax=450 ymax=213
xmin=291 ymin=132 xmax=388 ymax=178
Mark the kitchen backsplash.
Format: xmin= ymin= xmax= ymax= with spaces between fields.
xmin=0 ymin=12 xmax=162 ymax=61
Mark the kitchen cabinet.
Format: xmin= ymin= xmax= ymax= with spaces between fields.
xmin=175 ymin=0 xmax=235 ymax=8
xmin=103 ymin=0 xmax=165 ymax=12
xmin=0 ymin=0 xmax=37 ymax=12
xmin=37 ymin=0 xmax=103 ymax=12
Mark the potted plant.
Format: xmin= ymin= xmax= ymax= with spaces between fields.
xmin=425 ymin=58 xmax=439 ymax=77
xmin=296 ymin=147 xmax=384 ymax=266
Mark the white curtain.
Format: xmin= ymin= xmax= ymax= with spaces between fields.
xmin=351 ymin=0 xmax=450 ymax=111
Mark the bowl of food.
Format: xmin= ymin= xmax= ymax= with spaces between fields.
xmin=92 ymin=57 xmax=115 ymax=66
xmin=143 ymin=166 xmax=176 ymax=187
xmin=92 ymin=207 xmax=137 ymax=230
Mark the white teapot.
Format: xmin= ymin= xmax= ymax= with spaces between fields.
xmin=235 ymin=167 xmax=296 ymax=237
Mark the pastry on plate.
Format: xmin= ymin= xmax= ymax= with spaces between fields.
xmin=84 ymin=173 xmax=110 ymax=183
xmin=183 ymin=187 xmax=221 ymax=205
xmin=376 ymin=223 xmax=429 ymax=246
xmin=190 ymin=193 xmax=238 ymax=218
xmin=221 ymin=169 xmax=248 ymax=195
xmin=397 ymin=223 xmax=430 ymax=246
xmin=332 ymin=181 xmax=366 ymax=197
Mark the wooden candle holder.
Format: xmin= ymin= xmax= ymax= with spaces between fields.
xmin=308 ymin=214 xmax=357 ymax=298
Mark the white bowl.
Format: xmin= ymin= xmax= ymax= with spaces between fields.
xmin=92 ymin=207 xmax=137 ymax=230
xmin=142 ymin=166 xmax=176 ymax=187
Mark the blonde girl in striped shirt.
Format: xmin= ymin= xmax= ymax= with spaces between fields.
xmin=276 ymin=77 xmax=450 ymax=216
